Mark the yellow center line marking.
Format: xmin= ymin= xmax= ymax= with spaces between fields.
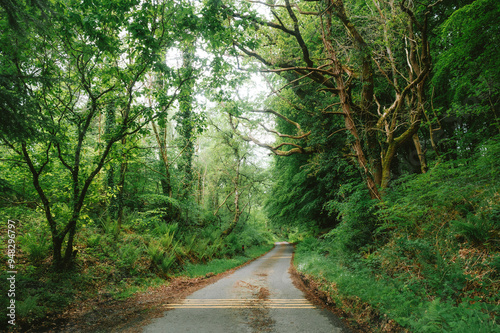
xmin=178 ymin=302 xmax=309 ymax=304
xmin=263 ymin=256 xmax=292 ymax=259
xmin=164 ymin=305 xmax=316 ymax=309
xmin=176 ymin=302 xmax=310 ymax=305
xmin=180 ymin=299 xmax=308 ymax=301
xmin=180 ymin=300 xmax=310 ymax=302
xmin=165 ymin=298 xmax=315 ymax=309
xmin=176 ymin=301 xmax=310 ymax=305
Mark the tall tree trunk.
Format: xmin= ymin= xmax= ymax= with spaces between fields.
xmin=381 ymin=142 xmax=397 ymax=189
xmin=152 ymin=120 xmax=173 ymax=220
xmin=197 ymin=168 xmax=203 ymax=205
xmin=116 ymin=137 xmax=128 ymax=232
xmin=63 ymin=219 xmax=77 ymax=263
xmin=105 ymin=103 xmax=117 ymax=220
xmin=52 ymin=236 xmax=63 ymax=267
xmin=222 ymin=158 xmax=243 ymax=237
xmin=178 ymin=42 xmax=196 ymax=204
xmin=159 ymin=159 xmax=172 ymax=198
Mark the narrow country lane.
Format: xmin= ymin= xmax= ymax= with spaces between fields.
xmin=142 ymin=243 xmax=350 ymax=333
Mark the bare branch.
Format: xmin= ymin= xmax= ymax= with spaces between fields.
xmin=235 ymin=42 xmax=273 ymax=67
xmin=260 ymin=66 xmax=336 ymax=77
xmin=372 ymin=56 xmax=399 ymax=93
xmin=258 ymin=122 xmax=312 ymax=140
xmin=222 ymin=4 xmax=295 ymax=35
xmin=245 ymin=0 xmax=318 ymax=15
xmin=249 ymin=109 xmax=303 ymax=133
xmin=271 ymin=10 xmax=287 ymax=31
xmin=214 ymin=190 xmax=235 ymax=216
xmin=327 ymin=127 xmax=349 ymax=138
xmin=55 ymin=142 xmax=73 ymax=172
xmin=228 ymin=114 xmax=315 ymax=156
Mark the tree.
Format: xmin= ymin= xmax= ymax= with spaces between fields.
xmin=176 ymin=41 xmax=197 ymax=202
xmin=0 ymin=0 xmax=53 ymax=142
xmin=0 ymin=0 xmax=194 ymax=268
xmin=213 ymin=0 xmax=442 ymax=198
xmin=199 ymin=112 xmax=267 ymax=237
xmin=431 ymin=0 xmax=500 ymax=158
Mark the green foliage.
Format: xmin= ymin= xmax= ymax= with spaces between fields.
xmin=16 ymin=295 xmax=45 ymax=322
xmin=292 ymin=138 xmax=500 ymax=331
xmin=19 ymin=231 xmax=50 ymax=264
xmin=324 ymin=183 xmax=379 ymax=253
xmin=266 ymin=155 xmax=323 ymax=229
xmin=295 ymin=238 xmax=499 ymax=332
xmin=86 ymin=233 xmax=101 ymax=248
xmin=147 ymin=239 xmax=178 ymax=274
xmin=378 ymin=138 xmax=500 ymax=246
xmin=0 ymin=269 xmax=88 ymax=330
xmin=117 ymin=242 xmax=144 ymax=273
xmin=452 ymin=213 xmax=498 ymax=246
xmin=431 ymin=0 xmax=500 ymax=159
xmin=402 ymin=297 xmax=498 ymax=333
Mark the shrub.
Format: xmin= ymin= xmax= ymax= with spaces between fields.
xmin=116 ymin=242 xmax=144 ymax=274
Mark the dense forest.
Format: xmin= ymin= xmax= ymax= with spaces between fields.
xmin=0 ymin=0 xmax=499 ymax=331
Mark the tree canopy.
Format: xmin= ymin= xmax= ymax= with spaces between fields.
xmin=1 ymin=0 xmax=499 ymax=331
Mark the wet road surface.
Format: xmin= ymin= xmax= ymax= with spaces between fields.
xmin=142 ymin=243 xmax=350 ymax=333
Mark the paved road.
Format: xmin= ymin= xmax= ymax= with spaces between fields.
xmin=143 ymin=243 xmax=350 ymax=333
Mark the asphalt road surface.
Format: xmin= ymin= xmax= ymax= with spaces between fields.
xmin=142 ymin=243 xmax=350 ymax=333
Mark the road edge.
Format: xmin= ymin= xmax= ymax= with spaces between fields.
xmin=288 ymin=249 xmax=360 ymax=333
xmin=25 ymin=244 xmax=276 ymax=333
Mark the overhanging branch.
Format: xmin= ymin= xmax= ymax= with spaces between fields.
xmin=228 ymin=113 xmax=315 ymax=156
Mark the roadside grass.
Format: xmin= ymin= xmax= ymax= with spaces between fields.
xmin=294 ymin=242 xmax=499 ymax=332
xmin=293 ymin=143 xmax=500 ymax=332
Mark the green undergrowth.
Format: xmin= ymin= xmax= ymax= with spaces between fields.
xmin=294 ymin=139 xmax=500 ymax=332
xmin=0 ymin=207 xmax=273 ymax=331
xmin=295 ymin=241 xmax=499 ymax=332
